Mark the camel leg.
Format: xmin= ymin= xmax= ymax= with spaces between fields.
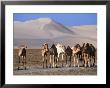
xmin=69 ymin=56 xmax=71 ymax=67
xmin=21 ymin=56 xmax=24 ymax=64
xmin=19 ymin=56 xmax=24 ymax=70
xmin=57 ymin=54 xmax=60 ymax=67
xmin=80 ymin=54 xmax=82 ymax=66
xmin=62 ymin=54 xmax=64 ymax=67
xmin=82 ymin=53 xmax=84 ymax=66
xmin=84 ymin=54 xmax=87 ymax=67
xmin=76 ymin=56 xmax=79 ymax=67
xmin=54 ymin=56 xmax=57 ymax=68
xmin=21 ymin=56 xmax=24 ymax=69
xmin=91 ymin=56 xmax=93 ymax=66
xmin=56 ymin=57 xmax=59 ymax=67
xmin=91 ymin=56 xmax=93 ymax=67
xmin=85 ymin=56 xmax=88 ymax=67
xmin=53 ymin=55 xmax=55 ymax=68
xmin=73 ymin=55 xmax=76 ymax=67
xmin=21 ymin=56 xmax=24 ymax=68
xmin=46 ymin=56 xmax=48 ymax=68
xmin=89 ymin=56 xmax=91 ymax=66
xmin=43 ymin=56 xmax=45 ymax=68
xmin=87 ymin=55 xmax=90 ymax=67
xmin=55 ymin=56 xmax=58 ymax=68
xmin=24 ymin=56 xmax=26 ymax=70
xmin=54 ymin=55 xmax=56 ymax=67
xmin=49 ymin=55 xmax=52 ymax=68
xmin=54 ymin=55 xmax=57 ymax=68
xmin=66 ymin=55 xmax=68 ymax=67
xmin=88 ymin=59 xmax=91 ymax=67
xmin=92 ymin=55 xmax=95 ymax=66
xmin=81 ymin=54 xmax=84 ymax=66
xmin=93 ymin=56 xmax=96 ymax=66
xmin=54 ymin=56 xmax=56 ymax=67
xmin=78 ymin=55 xmax=80 ymax=67
xmin=62 ymin=54 xmax=64 ymax=60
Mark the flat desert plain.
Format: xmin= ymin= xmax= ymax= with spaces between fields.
xmin=13 ymin=49 xmax=97 ymax=75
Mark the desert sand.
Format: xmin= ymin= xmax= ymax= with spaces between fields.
xmin=13 ymin=49 xmax=97 ymax=75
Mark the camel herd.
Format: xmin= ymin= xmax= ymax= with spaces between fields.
xmin=17 ymin=43 xmax=96 ymax=70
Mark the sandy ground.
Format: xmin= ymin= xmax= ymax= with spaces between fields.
xmin=13 ymin=49 xmax=97 ymax=75
xmin=14 ymin=66 xmax=97 ymax=75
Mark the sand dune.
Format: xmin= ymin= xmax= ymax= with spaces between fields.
xmin=14 ymin=18 xmax=97 ymax=48
xmin=14 ymin=18 xmax=75 ymax=39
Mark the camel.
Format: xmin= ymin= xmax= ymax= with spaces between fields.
xmin=49 ymin=44 xmax=58 ymax=68
xmin=89 ymin=44 xmax=96 ymax=66
xmin=18 ymin=45 xmax=27 ymax=70
xmin=72 ymin=45 xmax=81 ymax=67
xmin=82 ymin=43 xmax=91 ymax=67
xmin=41 ymin=43 xmax=49 ymax=68
xmin=56 ymin=43 xmax=66 ymax=67
xmin=65 ymin=46 xmax=73 ymax=67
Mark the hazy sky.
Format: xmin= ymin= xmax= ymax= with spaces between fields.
xmin=14 ymin=13 xmax=97 ymax=26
